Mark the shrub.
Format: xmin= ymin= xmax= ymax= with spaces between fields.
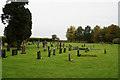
xmin=112 ymin=38 xmax=120 ymax=44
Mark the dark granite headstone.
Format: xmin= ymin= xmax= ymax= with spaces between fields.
xmin=53 ymin=49 xmax=55 ymax=55
xmin=48 ymin=50 xmax=51 ymax=57
xmin=12 ymin=49 xmax=17 ymax=56
xmin=64 ymin=48 xmax=66 ymax=53
xmin=59 ymin=48 xmax=62 ymax=54
xmin=60 ymin=43 xmax=61 ymax=48
xmin=104 ymin=48 xmax=106 ymax=54
xmin=1 ymin=49 xmax=7 ymax=58
xmin=37 ymin=51 xmax=42 ymax=59
xmin=77 ymin=50 xmax=80 ymax=57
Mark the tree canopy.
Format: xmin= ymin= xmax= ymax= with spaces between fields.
xmin=1 ymin=2 xmax=32 ymax=46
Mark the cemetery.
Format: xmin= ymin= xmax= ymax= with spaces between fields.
xmin=1 ymin=41 xmax=118 ymax=78
xmin=0 ymin=0 xmax=119 ymax=79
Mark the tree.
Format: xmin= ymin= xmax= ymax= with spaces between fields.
xmin=74 ymin=26 xmax=84 ymax=41
xmin=92 ymin=25 xmax=101 ymax=42
xmin=83 ymin=25 xmax=92 ymax=42
xmin=66 ymin=26 xmax=75 ymax=41
xmin=1 ymin=1 xmax=32 ymax=46
xmin=105 ymin=24 xmax=120 ymax=42
xmin=52 ymin=34 xmax=57 ymax=40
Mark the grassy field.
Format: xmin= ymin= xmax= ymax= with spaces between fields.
xmin=2 ymin=42 xmax=118 ymax=78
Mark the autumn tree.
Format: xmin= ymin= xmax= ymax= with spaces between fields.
xmin=92 ymin=25 xmax=101 ymax=42
xmin=66 ymin=26 xmax=75 ymax=41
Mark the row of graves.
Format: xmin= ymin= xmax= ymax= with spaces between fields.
xmin=1 ymin=41 xmax=107 ymax=62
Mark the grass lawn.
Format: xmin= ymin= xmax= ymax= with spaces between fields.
xmin=2 ymin=42 xmax=118 ymax=78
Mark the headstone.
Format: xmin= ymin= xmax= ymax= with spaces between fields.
xmin=12 ymin=49 xmax=17 ymax=56
xmin=44 ymin=43 xmax=47 ymax=51
xmin=48 ymin=46 xmax=50 ymax=51
xmin=84 ymin=43 xmax=85 ymax=47
xmin=64 ymin=48 xmax=66 ymax=53
xmin=59 ymin=48 xmax=62 ymax=54
xmin=37 ymin=51 xmax=42 ymax=59
xmin=69 ymin=45 xmax=71 ymax=51
xmin=51 ymin=43 xmax=53 ymax=47
xmin=63 ymin=43 xmax=65 ymax=48
xmin=48 ymin=50 xmax=51 ymax=57
xmin=68 ymin=52 xmax=74 ymax=61
xmin=77 ymin=50 xmax=80 ymax=57
xmin=104 ymin=48 xmax=106 ymax=54
xmin=1 ymin=49 xmax=7 ymax=58
xmin=37 ymin=41 xmax=40 ymax=48
xmin=68 ymin=52 xmax=71 ymax=61
xmin=32 ymin=41 xmax=35 ymax=45
xmin=53 ymin=49 xmax=55 ymax=55
xmin=93 ymin=45 xmax=94 ymax=48
xmin=21 ymin=45 xmax=26 ymax=54
xmin=7 ymin=45 xmax=10 ymax=51
xmin=60 ymin=43 xmax=61 ymax=48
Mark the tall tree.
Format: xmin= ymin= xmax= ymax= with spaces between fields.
xmin=105 ymin=24 xmax=120 ymax=42
xmin=66 ymin=26 xmax=75 ymax=41
xmin=74 ymin=26 xmax=84 ymax=41
xmin=1 ymin=1 xmax=32 ymax=46
xmin=92 ymin=25 xmax=101 ymax=42
xmin=83 ymin=25 xmax=92 ymax=42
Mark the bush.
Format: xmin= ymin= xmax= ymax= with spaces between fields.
xmin=112 ymin=38 xmax=120 ymax=44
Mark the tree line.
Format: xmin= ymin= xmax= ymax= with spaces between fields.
xmin=66 ymin=24 xmax=120 ymax=43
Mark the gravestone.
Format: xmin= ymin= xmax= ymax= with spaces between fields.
xmin=63 ymin=43 xmax=65 ymax=48
xmin=48 ymin=46 xmax=50 ymax=51
xmin=64 ymin=48 xmax=66 ymax=53
xmin=93 ymin=45 xmax=94 ymax=48
xmin=51 ymin=43 xmax=53 ymax=47
xmin=84 ymin=43 xmax=85 ymax=47
xmin=37 ymin=51 xmax=42 ymax=59
xmin=77 ymin=50 xmax=80 ymax=57
xmin=68 ymin=52 xmax=71 ymax=61
xmin=12 ymin=49 xmax=17 ymax=56
xmin=32 ymin=41 xmax=35 ymax=45
xmin=37 ymin=41 xmax=40 ymax=48
xmin=60 ymin=43 xmax=61 ymax=48
xmin=59 ymin=48 xmax=62 ymax=54
xmin=68 ymin=52 xmax=73 ymax=61
xmin=53 ymin=49 xmax=55 ymax=55
xmin=48 ymin=50 xmax=51 ymax=57
xmin=1 ymin=49 xmax=7 ymax=58
xmin=44 ymin=43 xmax=47 ymax=51
xmin=104 ymin=48 xmax=106 ymax=54
xmin=7 ymin=45 xmax=10 ymax=51
xmin=21 ymin=45 xmax=26 ymax=54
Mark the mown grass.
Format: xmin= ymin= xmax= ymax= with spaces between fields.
xmin=2 ymin=42 xmax=118 ymax=78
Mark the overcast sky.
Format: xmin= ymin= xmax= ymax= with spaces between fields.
xmin=0 ymin=0 xmax=119 ymax=40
